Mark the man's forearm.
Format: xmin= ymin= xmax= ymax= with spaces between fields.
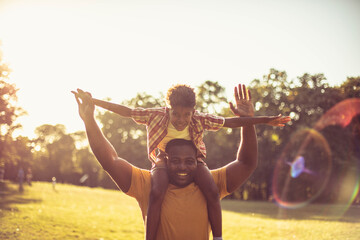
xmin=223 ymin=117 xmax=271 ymax=128
xmin=237 ymin=125 xmax=258 ymax=169
xmin=93 ymin=98 xmax=132 ymax=117
xmin=83 ymin=117 xmax=118 ymax=171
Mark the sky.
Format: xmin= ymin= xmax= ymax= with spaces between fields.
xmin=0 ymin=0 xmax=359 ymax=139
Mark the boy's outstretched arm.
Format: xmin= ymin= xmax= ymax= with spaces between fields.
xmin=92 ymin=98 xmax=132 ymax=118
xmin=72 ymin=88 xmax=132 ymax=117
xmin=223 ymin=115 xmax=291 ymax=127
xmin=223 ymin=84 xmax=291 ymax=128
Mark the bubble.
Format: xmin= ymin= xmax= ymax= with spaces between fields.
xmin=272 ymin=98 xmax=360 ymax=215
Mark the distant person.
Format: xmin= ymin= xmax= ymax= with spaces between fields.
xmin=73 ymin=84 xmax=285 ymax=239
xmin=17 ymin=167 xmax=25 ymax=192
xmin=52 ymin=177 xmax=57 ymax=191
xmin=26 ymin=167 xmax=33 ymax=186
xmin=73 ymin=84 xmax=290 ymax=240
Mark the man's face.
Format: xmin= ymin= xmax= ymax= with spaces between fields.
xmin=166 ymin=144 xmax=197 ymax=187
xmin=169 ymin=106 xmax=194 ymax=131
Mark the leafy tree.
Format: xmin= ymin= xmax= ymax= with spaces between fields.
xmin=75 ymin=148 xmax=100 ymax=187
xmin=1 ymin=136 xmax=33 ymax=180
xmin=246 ymin=69 xmax=358 ymax=203
xmin=196 ymin=80 xmax=228 ymax=114
xmin=0 ymin=45 xmax=25 ymax=168
xmin=33 ymin=124 xmax=77 ymax=182
xmin=340 ymin=76 xmax=360 ymax=98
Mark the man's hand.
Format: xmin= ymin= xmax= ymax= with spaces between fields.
xmin=265 ymin=114 xmax=291 ymax=127
xmin=229 ymin=84 xmax=255 ymax=117
xmin=71 ymin=88 xmax=95 ymax=122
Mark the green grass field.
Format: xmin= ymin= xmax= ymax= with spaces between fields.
xmin=1 ymin=181 xmax=359 ymax=240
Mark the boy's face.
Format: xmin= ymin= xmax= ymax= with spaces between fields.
xmin=169 ymin=106 xmax=194 ymax=131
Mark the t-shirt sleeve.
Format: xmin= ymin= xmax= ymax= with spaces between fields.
xmin=211 ymin=167 xmax=230 ymax=199
xmin=198 ymin=112 xmax=225 ymax=131
xmin=131 ymin=107 xmax=152 ymax=125
xmin=125 ymin=166 xmax=151 ymax=200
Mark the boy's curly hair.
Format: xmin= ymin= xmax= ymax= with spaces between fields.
xmin=166 ymin=84 xmax=196 ymax=108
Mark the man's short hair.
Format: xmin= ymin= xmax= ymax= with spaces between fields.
xmin=166 ymin=84 xmax=196 ymax=108
xmin=165 ymin=139 xmax=197 ymax=155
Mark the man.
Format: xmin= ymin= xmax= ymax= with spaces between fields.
xmin=73 ymin=84 xmax=258 ymax=240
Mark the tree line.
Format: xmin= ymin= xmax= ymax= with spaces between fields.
xmin=1 ymin=49 xmax=359 ymax=203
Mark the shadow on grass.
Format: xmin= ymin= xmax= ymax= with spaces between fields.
xmin=221 ymin=199 xmax=360 ymax=223
xmin=0 ymin=181 xmax=42 ymax=217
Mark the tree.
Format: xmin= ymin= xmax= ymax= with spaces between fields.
xmin=33 ymin=124 xmax=77 ymax=182
xmin=340 ymin=76 xmax=360 ymax=99
xmin=75 ymin=148 xmax=100 ymax=187
xmin=71 ymin=130 xmax=102 ymax=187
xmin=0 ymin=45 xmax=25 ymax=168
xmin=246 ymin=69 xmax=358 ymax=203
xmin=1 ymin=136 xmax=33 ymax=180
xmin=196 ymin=80 xmax=228 ymax=114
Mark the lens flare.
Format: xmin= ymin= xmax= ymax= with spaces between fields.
xmin=314 ymin=98 xmax=360 ymax=130
xmin=287 ymin=156 xmax=315 ymax=178
xmin=273 ymin=98 xmax=360 ymax=215
xmin=272 ymin=128 xmax=332 ymax=209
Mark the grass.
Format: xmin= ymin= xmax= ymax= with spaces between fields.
xmin=221 ymin=201 xmax=360 ymax=240
xmin=1 ymin=181 xmax=359 ymax=240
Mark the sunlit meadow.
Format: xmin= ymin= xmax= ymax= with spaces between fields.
xmin=1 ymin=181 xmax=359 ymax=240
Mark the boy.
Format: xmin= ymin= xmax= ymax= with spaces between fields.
xmin=73 ymin=84 xmax=290 ymax=240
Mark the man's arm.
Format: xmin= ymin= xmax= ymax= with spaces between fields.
xmin=225 ymin=125 xmax=258 ymax=193
xmin=222 ymin=84 xmax=258 ymax=193
xmin=72 ymin=89 xmax=133 ymax=192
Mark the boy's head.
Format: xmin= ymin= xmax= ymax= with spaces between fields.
xmin=166 ymin=84 xmax=196 ymax=131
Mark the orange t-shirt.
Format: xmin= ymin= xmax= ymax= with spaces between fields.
xmin=125 ymin=166 xmax=229 ymax=240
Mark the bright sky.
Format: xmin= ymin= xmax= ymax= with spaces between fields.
xmin=0 ymin=0 xmax=359 ymax=139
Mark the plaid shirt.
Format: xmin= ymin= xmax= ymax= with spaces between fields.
xmin=131 ymin=107 xmax=225 ymax=162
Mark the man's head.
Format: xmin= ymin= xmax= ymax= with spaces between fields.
xmin=165 ymin=139 xmax=198 ymax=187
xmin=166 ymin=84 xmax=196 ymax=131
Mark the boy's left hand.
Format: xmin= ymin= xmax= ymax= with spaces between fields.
xmin=229 ymin=84 xmax=255 ymax=117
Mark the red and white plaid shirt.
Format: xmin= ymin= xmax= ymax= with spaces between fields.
xmin=131 ymin=107 xmax=225 ymax=162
